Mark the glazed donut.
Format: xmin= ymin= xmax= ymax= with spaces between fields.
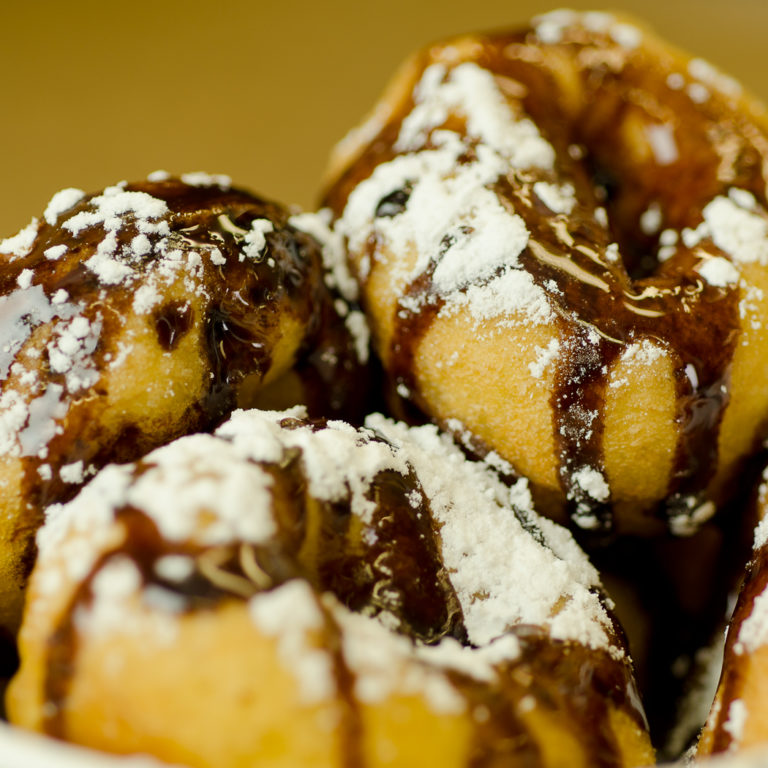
xmin=7 ymin=407 xmax=653 ymax=768
xmin=697 ymin=469 xmax=768 ymax=757
xmin=0 ymin=174 xmax=367 ymax=635
xmin=323 ymin=9 xmax=768 ymax=535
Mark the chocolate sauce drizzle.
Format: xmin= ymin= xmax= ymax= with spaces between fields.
xmin=39 ymin=427 xmax=644 ymax=766
xmin=1 ymin=178 xmax=364 ymax=593
xmin=455 ymin=628 xmax=644 ymax=768
xmin=324 ymin=28 xmax=762 ymax=532
xmin=708 ymin=545 xmax=768 ymax=753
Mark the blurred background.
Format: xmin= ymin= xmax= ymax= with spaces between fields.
xmin=1 ymin=0 xmax=767 ymax=236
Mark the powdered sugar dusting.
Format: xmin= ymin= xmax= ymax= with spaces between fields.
xmin=688 ymin=58 xmax=743 ymax=99
xmin=289 ymin=210 xmax=371 ymax=363
xmin=47 ymin=315 xmax=102 ymax=393
xmin=249 ymin=581 xmax=336 ymax=704
xmin=734 ymin=585 xmax=768 ymax=655
xmin=180 ymin=172 xmax=231 ymax=189
xmin=242 ymin=219 xmax=274 ymax=261
xmin=216 ymin=408 xmax=410 ymax=524
xmin=640 ymin=202 xmax=662 ymax=235
xmin=571 ymin=466 xmax=610 ymax=504
xmin=533 ymin=9 xmax=579 ymax=44
xmin=533 ymin=182 xmax=576 ymax=214
xmin=0 ymin=218 xmax=40 ymax=259
xmin=645 ymin=124 xmax=679 ymax=166
xmin=129 ymin=435 xmax=277 ymax=545
xmin=681 ymin=190 xmax=768 ymax=266
xmin=336 ymin=62 xmax=559 ymax=326
xmin=610 ymin=23 xmax=642 ymax=50
xmin=366 ymin=414 xmax=619 ymax=655
xmin=723 ymin=699 xmax=748 ymax=749
xmin=528 ymin=338 xmax=560 ymax=378
xmin=533 ymin=10 xmax=640 ymax=50
xmin=63 ymin=187 xmax=168 ymax=238
xmin=39 ymin=433 xmax=277 ymax=560
xmin=395 ymin=63 xmax=555 ymax=169
xmin=28 ymin=407 xmax=631 ymax=724
xmin=43 ymin=188 xmax=85 ymax=225
xmin=334 ymin=606 xmax=466 ymax=714
xmin=0 ymin=389 xmax=31 ymax=457
xmin=290 ymin=209 xmax=359 ymax=302
xmin=697 ymin=256 xmax=740 ymax=287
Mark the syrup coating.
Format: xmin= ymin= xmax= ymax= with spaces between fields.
xmin=0 ymin=175 xmax=366 ymax=635
xmin=7 ymin=408 xmax=652 ymax=768
xmin=697 ymin=471 xmax=768 ymax=757
xmin=323 ymin=10 xmax=768 ymax=535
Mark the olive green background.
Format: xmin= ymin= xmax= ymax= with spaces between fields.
xmin=1 ymin=0 xmax=767 ymax=236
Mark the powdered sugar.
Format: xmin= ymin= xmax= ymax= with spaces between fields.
xmin=290 ymin=209 xmax=359 ymax=302
xmin=533 ymin=10 xmax=641 ymax=50
xmin=43 ymin=188 xmax=85 ymax=225
xmin=0 ymin=285 xmax=75 ymax=379
xmin=249 ymin=580 xmax=336 ymax=704
xmin=533 ymin=182 xmax=576 ymax=214
xmin=571 ymin=466 xmax=610 ymax=504
xmin=16 ymin=269 xmax=33 ymax=290
xmin=38 ymin=433 xmax=277 ymax=565
xmin=528 ymin=338 xmax=560 ymax=378
xmin=734 ymin=584 xmax=768 ymax=655
xmin=242 ymin=219 xmax=274 ymax=261
xmin=336 ymin=63 xmax=559 ymax=326
xmin=610 ymin=22 xmax=642 ymax=50
xmin=18 ymin=384 xmax=67 ymax=458
xmin=43 ymin=245 xmax=66 ymax=262
xmin=34 ymin=406 xmax=624 ymax=716
xmin=723 ymin=699 xmax=748 ymax=749
xmin=333 ymin=606 xmax=466 ymax=714
xmin=640 ymin=202 xmax=662 ymax=235
xmin=60 ymin=461 xmax=85 ymax=484
xmin=180 ymin=172 xmax=231 ymax=188
xmin=366 ymin=414 xmax=619 ymax=655
xmin=216 ymin=408 xmax=410 ymax=525
xmin=0 ymin=389 xmax=30 ymax=457
xmin=645 ymin=124 xmax=679 ymax=166
xmin=682 ymin=190 xmax=768 ymax=266
xmin=47 ymin=315 xmax=102 ymax=393
xmin=688 ymin=58 xmax=742 ymax=99
xmin=697 ymin=256 xmax=740 ymax=287
xmin=129 ymin=435 xmax=277 ymax=546
xmin=0 ymin=218 xmax=39 ymax=259
xmin=63 ymin=187 xmax=168 ymax=238
xmin=288 ymin=210 xmax=371 ymax=363
xmin=533 ymin=9 xmax=578 ymax=44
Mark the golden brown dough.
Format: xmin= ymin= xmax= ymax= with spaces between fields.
xmin=0 ymin=174 xmax=366 ymax=635
xmin=697 ymin=471 xmax=768 ymax=757
xmin=7 ymin=408 xmax=653 ymax=768
xmin=323 ymin=10 xmax=768 ymax=536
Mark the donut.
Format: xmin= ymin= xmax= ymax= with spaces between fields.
xmin=6 ymin=407 xmax=653 ymax=768
xmin=0 ymin=174 xmax=367 ymax=635
xmin=323 ymin=9 xmax=768 ymax=536
xmin=697 ymin=467 xmax=768 ymax=757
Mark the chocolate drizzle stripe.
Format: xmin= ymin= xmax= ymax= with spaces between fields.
xmin=327 ymin=26 xmax=752 ymax=530
xmin=8 ymin=178 xmax=347 ymax=618
xmin=388 ymin=264 xmax=445 ymax=404
xmin=711 ymin=548 xmax=768 ymax=753
xmin=321 ymin=607 xmax=367 ymax=768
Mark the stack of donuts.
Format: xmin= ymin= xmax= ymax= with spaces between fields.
xmin=4 ymin=8 xmax=768 ymax=767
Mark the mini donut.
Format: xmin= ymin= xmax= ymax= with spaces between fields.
xmin=7 ymin=408 xmax=653 ymax=768
xmin=0 ymin=174 xmax=367 ymax=634
xmin=697 ymin=469 xmax=768 ymax=757
xmin=323 ymin=10 xmax=768 ymax=536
